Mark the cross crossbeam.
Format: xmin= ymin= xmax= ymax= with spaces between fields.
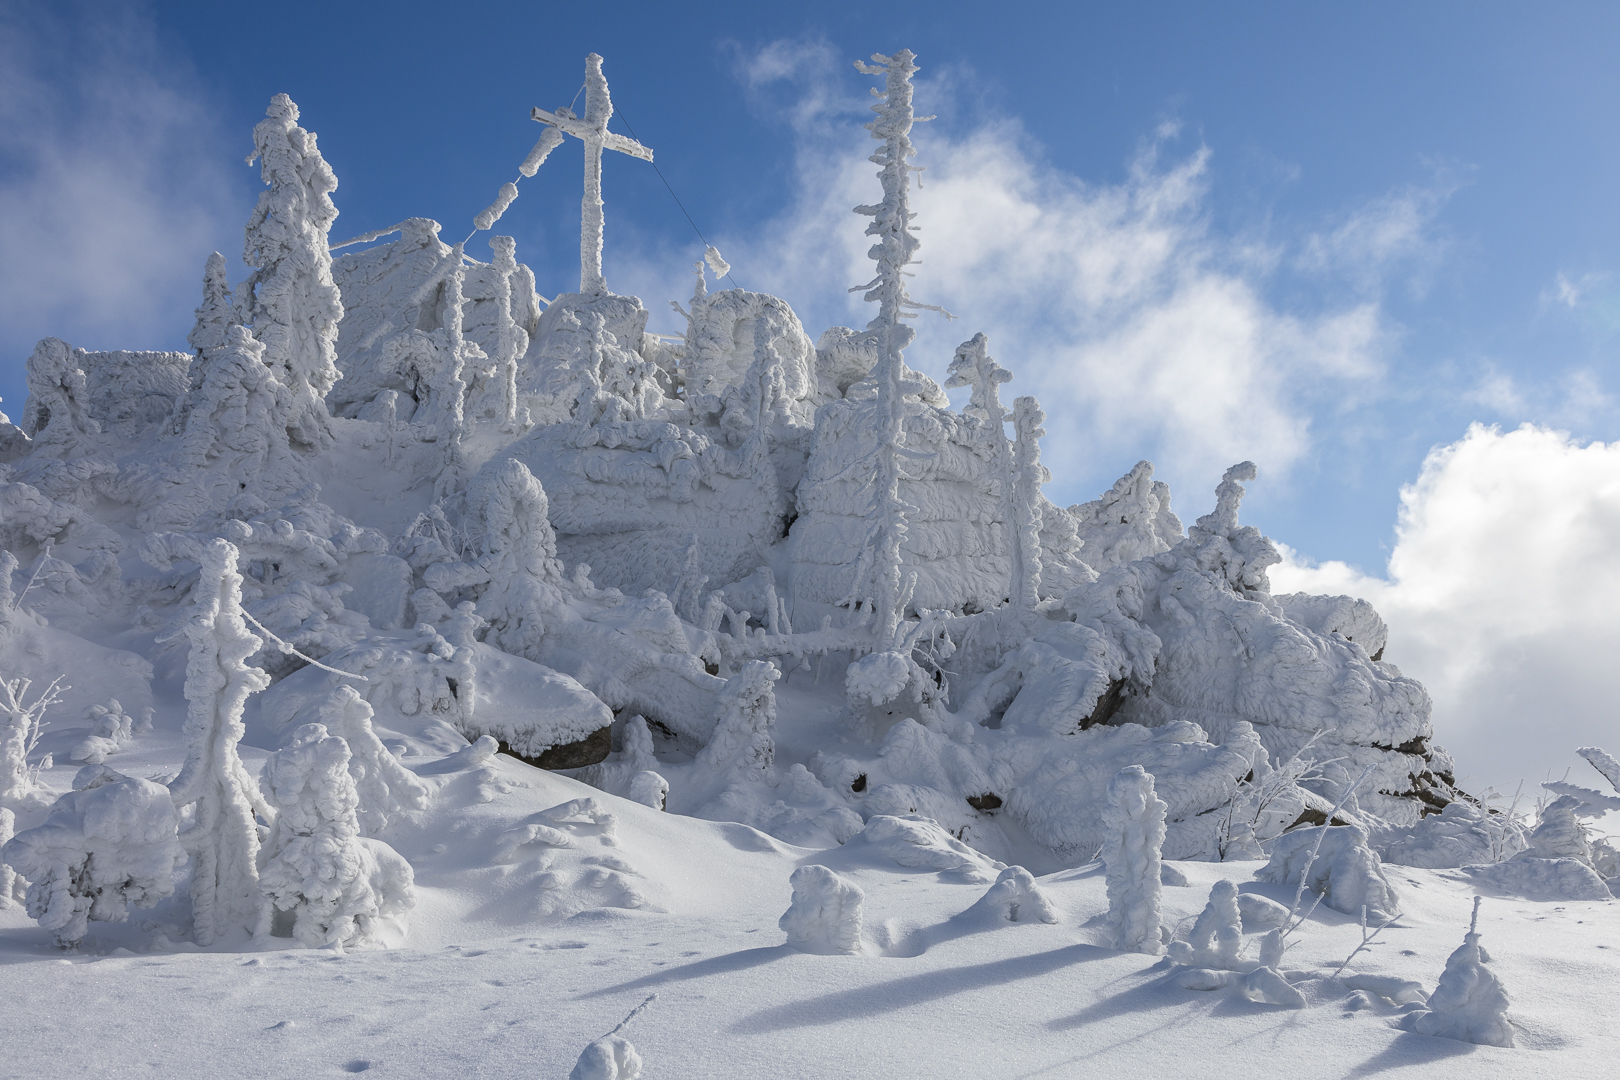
xmin=532 ymin=54 xmax=654 ymax=296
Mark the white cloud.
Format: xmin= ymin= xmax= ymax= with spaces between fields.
xmin=0 ymin=3 xmax=243 ymax=396
xmin=1272 ymin=422 xmax=1620 ymax=793
xmin=659 ymin=38 xmax=1445 ymax=508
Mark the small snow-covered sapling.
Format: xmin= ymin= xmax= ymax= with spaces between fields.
xmin=0 ymin=674 xmax=67 ymax=805
xmin=570 ymin=994 xmax=656 ymax=1080
xmin=1401 ymin=897 xmax=1514 ymax=1048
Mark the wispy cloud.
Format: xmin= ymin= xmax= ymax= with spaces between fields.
xmin=0 ymin=1 xmax=245 ymax=406
xmin=647 ymin=38 xmax=1440 ymax=507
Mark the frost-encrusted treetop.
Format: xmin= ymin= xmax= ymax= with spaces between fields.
xmin=851 ymin=49 xmax=951 ymax=646
xmin=240 ymin=93 xmax=343 ymax=449
xmin=530 ymin=54 xmax=654 ymax=296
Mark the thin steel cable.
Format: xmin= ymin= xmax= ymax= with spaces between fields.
xmin=613 ymin=105 xmax=744 ymax=292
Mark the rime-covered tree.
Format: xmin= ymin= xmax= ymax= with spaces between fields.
xmin=485 ymin=236 xmax=530 ymax=431
xmin=1009 ymin=396 xmax=1048 ymax=614
xmin=945 ymin=332 xmax=1013 ymax=427
xmin=188 ymin=251 xmax=235 ymax=360
xmin=163 ymin=538 xmax=273 ymax=945
xmin=852 ymin=49 xmax=950 ymax=645
xmin=239 ymin=93 xmax=343 ymax=449
xmin=258 ymin=723 xmax=415 ymax=949
xmin=698 ymin=661 xmax=779 ymax=778
xmin=19 ymin=338 xmax=99 ymax=452
xmin=1103 ymin=764 xmax=1166 ymax=955
xmin=1403 ymin=897 xmax=1514 ymax=1047
xmin=423 ymin=458 xmax=569 ymax=660
xmin=314 ymin=686 xmax=429 ymax=838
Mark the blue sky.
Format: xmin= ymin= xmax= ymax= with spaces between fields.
xmin=4 ymin=2 xmax=1620 ymax=788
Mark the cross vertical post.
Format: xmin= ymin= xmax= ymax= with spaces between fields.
xmin=531 ymin=54 xmax=655 ymax=296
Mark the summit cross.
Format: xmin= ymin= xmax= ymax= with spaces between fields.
xmin=532 ymin=53 xmax=654 ymax=297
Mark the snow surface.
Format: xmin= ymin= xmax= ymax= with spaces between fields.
xmin=2 ymin=47 xmax=1617 ymax=1080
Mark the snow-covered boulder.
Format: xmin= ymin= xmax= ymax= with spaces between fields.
xmin=779 ymin=864 xmax=864 ymax=954
xmin=1383 ymin=799 xmax=1525 ymax=869
xmin=569 ymin=1036 xmax=642 ymax=1080
xmin=2 ymin=766 xmax=182 ymax=947
xmin=791 ymin=394 xmax=1011 ymax=614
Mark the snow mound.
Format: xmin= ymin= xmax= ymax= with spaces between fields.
xmin=964 ymin=865 xmax=1059 ymax=924
xmin=1462 ymin=857 xmax=1612 ymax=902
xmin=779 ymin=864 xmax=864 ymax=954
xmin=857 ymin=814 xmax=1006 ymax=883
xmin=1259 ymin=824 xmax=1399 ymax=920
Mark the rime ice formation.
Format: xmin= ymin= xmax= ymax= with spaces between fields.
xmin=780 ymin=864 xmax=865 ymax=954
xmin=1167 ymin=880 xmax=1248 ymax=971
xmin=965 ymin=865 xmax=1059 ymax=924
xmin=1103 ymin=765 xmax=1167 ymax=955
xmin=0 ymin=51 xmax=1510 ymax=979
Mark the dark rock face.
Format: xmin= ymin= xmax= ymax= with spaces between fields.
xmin=966 ymin=792 xmax=1003 ymax=812
xmin=499 ymin=724 xmax=612 ymax=770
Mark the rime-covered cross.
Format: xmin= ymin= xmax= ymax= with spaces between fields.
xmin=531 ymin=53 xmax=654 ymax=297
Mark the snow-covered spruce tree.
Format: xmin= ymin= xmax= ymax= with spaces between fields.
xmin=697 ymin=660 xmax=779 ymax=777
xmin=170 ymin=251 xmax=236 ymax=437
xmin=314 ymin=685 xmax=429 ymax=838
xmin=162 ymin=537 xmax=274 ymax=946
xmin=1103 ymin=764 xmax=1167 ymax=955
xmin=852 ymin=48 xmax=949 ymax=646
xmin=69 ymin=698 xmax=137 ymax=765
xmin=1009 ymin=396 xmax=1048 ymax=616
xmin=154 ymin=324 xmax=301 ymax=528
xmin=1 ymin=767 xmax=182 ymax=947
xmin=258 ymin=723 xmax=415 ymax=949
xmin=189 ymin=251 xmax=235 ymax=361
xmin=1402 ymin=897 xmax=1514 ymax=1047
xmin=239 ymin=93 xmax=343 ymax=450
